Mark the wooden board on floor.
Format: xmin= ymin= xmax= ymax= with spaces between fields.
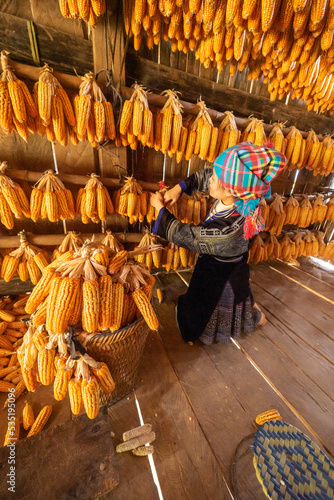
xmin=108 ymin=329 xmax=231 ymax=500
xmin=265 ymin=260 xmax=334 ymax=298
xmin=250 ymin=267 xmax=334 ymax=362
xmin=0 ymin=406 xmax=118 ymax=500
xmin=156 ymin=302 xmax=317 ymax=500
xmin=251 ymin=263 xmax=334 ymax=333
xmin=297 ymin=257 xmax=334 ymax=287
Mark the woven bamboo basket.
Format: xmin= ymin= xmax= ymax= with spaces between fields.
xmin=85 ymin=318 xmax=149 ymax=405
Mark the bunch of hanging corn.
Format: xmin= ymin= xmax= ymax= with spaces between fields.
xmin=16 ymin=323 xmax=46 ymax=392
xmin=266 ymin=194 xmax=286 ymax=235
xmin=0 ymin=161 xmax=31 ymax=228
xmin=182 ymin=99 xmax=217 ymax=162
xmin=323 ymin=240 xmax=334 ymax=261
xmin=283 ymin=196 xmax=300 ymax=225
xmin=291 ymin=232 xmax=305 ymax=259
xmin=259 ymin=198 xmax=270 ymax=229
xmin=212 ymin=111 xmax=241 ymax=161
xmin=176 ymin=191 xmax=208 ymax=225
xmin=315 ymin=136 xmax=334 ymax=177
xmin=66 ymin=351 xmax=114 ymax=419
xmin=114 ymin=175 xmax=148 ymax=224
xmin=311 ymin=194 xmax=328 ymax=224
xmin=34 ymin=63 xmax=76 ymax=145
xmin=52 ymin=231 xmax=83 ymax=261
xmin=109 ymin=257 xmax=159 ymax=331
xmin=326 ymin=197 xmax=334 ymax=222
xmin=1 ymin=231 xmax=50 ymax=284
xmin=58 ymin=0 xmax=106 ymax=27
xmin=0 ymin=51 xmax=38 ymax=140
xmin=314 ymin=231 xmax=327 ymax=257
xmin=72 ymin=71 xmax=115 ymax=147
xmin=30 ymin=170 xmax=75 ymax=223
xmin=134 ymin=232 xmax=162 ymax=272
xmin=303 ymin=231 xmax=319 ymax=257
xmin=304 ymin=131 xmax=325 ymax=172
xmin=268 ymin=123 xmax=286 ymax=154
xmin=76 ymin=174 xmax=114 ymax=223
xmin=279 ymin=234 xmax=295 ymax=261
xmin=241 ymin=117 xmax=266 ymax=146
xmin=264 ymin=234 xmax=281 ymax=259
xmin=298 ymin=196 xmax=313 ymax=228
xmin=156 ymin=89 xmax=184 ymax=157
xmin=119 ymin=83 xmax=153 ymax=150
xmin=249 ymin=234 xmax=267 ymax=263
xmin=284 ymin=126 xmax=304 ymax=171
xmin=100 ymin=229 xmax=124 ymax=253
xmin=162 ymin=242 xmax=198 ymax=272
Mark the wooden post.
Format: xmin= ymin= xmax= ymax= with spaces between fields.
xmin=91 ymin=0 xmax=127 ymax=179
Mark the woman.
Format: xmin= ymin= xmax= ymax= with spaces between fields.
xmin=150 ymin=142 xmax=286 ymax=345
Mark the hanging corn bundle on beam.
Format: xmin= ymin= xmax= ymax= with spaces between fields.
xmin=249 ymin=234 xmax=268 ymax=263
xmin=279 ymin=234 xmax=295 ymax=261
xmin=315 ymin=231 xmax=327 ymax=257
xmin=267 ymin=194 xmax=286 ymax=235
xmin=58 ymin=0 xmax=106 ymax=27
xmin=77 ymin=173 xmax=114 ymax=224
xmin=108 ymin=256 xmax=159 ymax=331
xmin=303 ymin=230 xmax=319 ymax=257
xmin=268 ymin=122 xmax=286 ymax=154
xmin=34 ymin=63 xmax=76 ymax=146
xmin=325 ymin=196 xmax=334 ymax=222
xmin=292 ymin=232 xmax=306 ymax=258
xmin=311 ymin=194 xmax=328 ymax=224
xmin=73 ymin=71 xmax=116 ymax=148
xmin=1 ymin=231 xmax=50 ymax=284
xmin=284 ymin=126 xmax=304 ymax=171
xmin=162 ymin=241 xmax=198 ymax=271
xmin=241 ymin=117 xmax=267 ymax=146
xmin=153 ymin=89 xmax=184 ymax=157
xmin=114 ymin=175 xmax=148 ymax=224
xmin=298 ymin=196 xmax=313 ymax=228
xmin=0 ymin=51 xmax=38 ymax=140
xmin=283 ymin=196 xmax=300 ymax=225
xmin=265 ymin=233 xmax=281 ymax=259
xmin=312 ymin=135 xmax=334 ymax=177
xmin=119 ymin=83 xmax=153 ymax=150
xmin=52 ymin=231 xmax=83 ymax=261
xmin=134 ymin=231 xmax=163 ymax=271
xmin=0 ymin=161 xmax=31 ymax=228
xmin=323 ymin=240 xmax=334 ymax=261
xmin=30 ymin=170 xmax=75 ymax=223
xmin=259 ymin=198 xmax=270 ymax=230
xmin=215 ymin=111 xmax=241 ymax=159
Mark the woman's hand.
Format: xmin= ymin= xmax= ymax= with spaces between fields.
xmin=149 ymin=191 xmax=165 ymax=211
xmin=164 ymin=184 xmax=182 ymax=206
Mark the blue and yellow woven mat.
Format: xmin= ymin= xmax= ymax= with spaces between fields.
xmin=253 ymin=420 xmax=334 ymax=499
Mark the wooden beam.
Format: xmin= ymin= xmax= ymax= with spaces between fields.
xmin=4 ymin=59 xmax=82 ymax=90
xmin=125 ymin=50 xmax=334 ymax=136
xmin=0 ymin=232 xmax=143 ymax=248
xmin=0 ymin=11 xmax=93 ymax=76
xmin=7 ymin=168 xmax=159 ymax=191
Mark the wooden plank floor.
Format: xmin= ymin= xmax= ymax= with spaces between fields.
xmin=1 ymin=258 xmax=334 ymax=499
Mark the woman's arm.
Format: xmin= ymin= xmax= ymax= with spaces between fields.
xmin=152 ymin=207 xmax=248 ymax=258
xmin=165 ymin=169 xmax=213 ymax=202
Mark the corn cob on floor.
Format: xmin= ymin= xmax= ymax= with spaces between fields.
xmin=0 ymin=258 xmax=333 ymax=499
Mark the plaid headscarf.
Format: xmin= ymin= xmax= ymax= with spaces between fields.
xmin=214 ymin=142 xmax=286 ymax=238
